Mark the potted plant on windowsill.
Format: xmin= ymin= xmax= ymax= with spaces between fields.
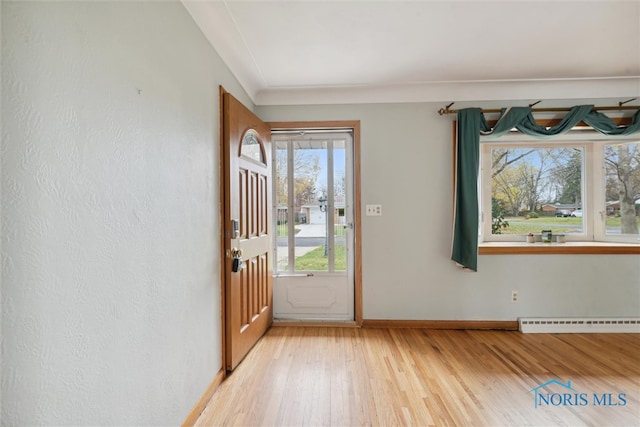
xmin=526 ymin=233 xmax=535 ymax=243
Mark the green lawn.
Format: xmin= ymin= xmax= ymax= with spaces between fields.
xmin=500 ymin=217 xmax=579 ymax=234
xmin=295 ymin=245 xmax=346 ymax=271
xmin=605 ymin=216 xmax=640 ymax=227
xmin=497 ymin=215 xmax=640 ymax=235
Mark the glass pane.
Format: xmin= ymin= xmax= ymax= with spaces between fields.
xmin=604 ymin=142 xmax=640 ymax=236
xmin=241 ymin=130 xmax=264 ymax=163
xmin=275 ymin=141 xmax=289 ymax=271
xmin=294 ymin=140 xmax=327 ymax=271
xmin=274 ymin=133 xmax=353 ymax=273
xmin=490 ymin=146 xmax=584 ymax=236
xmin=333 ymin=140 xmax=347 ymax=271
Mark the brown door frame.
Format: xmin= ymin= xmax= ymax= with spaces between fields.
xmin=219 ymin=86 xmax=227 ymax=373
xmin=218 ymin=87 xmax=232 ymax=373
xmin=268 ymin=120 xmax=363 ymax=326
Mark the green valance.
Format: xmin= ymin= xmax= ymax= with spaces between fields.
xmin=451 ymin=105 xmax=640 ymax=271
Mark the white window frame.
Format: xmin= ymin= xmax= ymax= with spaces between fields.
xmin=479 ymin=131 xmax=640 ymax=244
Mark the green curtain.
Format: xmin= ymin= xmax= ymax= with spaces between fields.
xmin=451 ymin=105 xmax=640 ymax=271
xmin=451 ymin=109 xmax=482 ymax=271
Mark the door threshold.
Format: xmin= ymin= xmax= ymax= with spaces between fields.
xmin=273 ymin=319 xmax=360 ymax=328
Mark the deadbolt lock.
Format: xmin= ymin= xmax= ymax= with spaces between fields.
xmin=231 ymin=247 xmax=244 ymax=273
xmin=231 ymin=248 xmax=243 ymax=258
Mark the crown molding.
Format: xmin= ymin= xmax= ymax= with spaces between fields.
xmin=255 ymin=77 xmax=640 ymax=106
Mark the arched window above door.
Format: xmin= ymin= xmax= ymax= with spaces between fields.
xmin=240 ymin=129 xmax=265 ymax=164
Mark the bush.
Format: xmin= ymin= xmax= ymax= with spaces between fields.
xmin=491 ymin=198 xmax=509 ymax=234
xmin=527 ymin=212 xmax=539 ymax=219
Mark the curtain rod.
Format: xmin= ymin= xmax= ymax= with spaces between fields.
xmin=437 ymin=104 xmax=640 ymax=116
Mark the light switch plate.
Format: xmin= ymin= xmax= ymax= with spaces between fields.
xmin=366 ymin=204 xmax=382 ymax=216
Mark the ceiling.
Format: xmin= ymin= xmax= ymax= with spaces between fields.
xmin=182 ymin=1 xmax=640 ymax=106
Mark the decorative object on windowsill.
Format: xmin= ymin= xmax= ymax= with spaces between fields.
xmin=542 ymin=230 xmax=553 ymax=243
xmin=526 ymin=233 xmax=535 ymax=243
xmin=556 ymin=234 xmax=566 ymax=243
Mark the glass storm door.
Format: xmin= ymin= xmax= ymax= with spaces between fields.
xmin=272 ymin=130 xmax=354 ymax=320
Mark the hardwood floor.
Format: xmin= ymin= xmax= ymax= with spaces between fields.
xmin=194 ymin=327 xmax=640 ymax=426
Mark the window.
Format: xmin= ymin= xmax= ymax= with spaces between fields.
xmin=480 ymin=134 xmax=640 ymax=244
xmin=241 ymin=129 xmax=264 ymax=163
xmin=273 ymin=132 xmax=353 ymax=273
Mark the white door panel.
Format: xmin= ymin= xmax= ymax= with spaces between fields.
xmin=273 ymin=275 xmax=353 ymax=320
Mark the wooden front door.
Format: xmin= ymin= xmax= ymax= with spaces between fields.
xmin=222 ymin=91 xmax=273 ymax=371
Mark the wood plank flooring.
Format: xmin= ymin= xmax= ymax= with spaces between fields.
xmin=194 ymin=327 xmax=640 ymax=426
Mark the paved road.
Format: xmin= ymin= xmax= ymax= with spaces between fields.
xmin=277 ymin=236 xmax=346 ymax=247
xmin=276 ymin=223 xmax=349 ymax=246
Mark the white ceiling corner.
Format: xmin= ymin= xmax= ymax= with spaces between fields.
xmin=182 ymin=0 xmax=640 ymax=106
xmin=182 ymin=0 xmax=265 ymax=100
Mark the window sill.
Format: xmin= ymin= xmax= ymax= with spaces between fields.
xmin=479 ymin=241 xmax=640 ymax=255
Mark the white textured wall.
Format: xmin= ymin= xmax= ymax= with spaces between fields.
xmin=3 ymin=1 xmax=639 ymax=424
xmin=257 ymin=102 xmax=640 ymax=320
xmin=1 ymin=2 xmax=250 ymax=425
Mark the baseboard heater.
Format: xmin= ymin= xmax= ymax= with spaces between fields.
xmin=518 ymin=317 xmax=640 ymax=333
